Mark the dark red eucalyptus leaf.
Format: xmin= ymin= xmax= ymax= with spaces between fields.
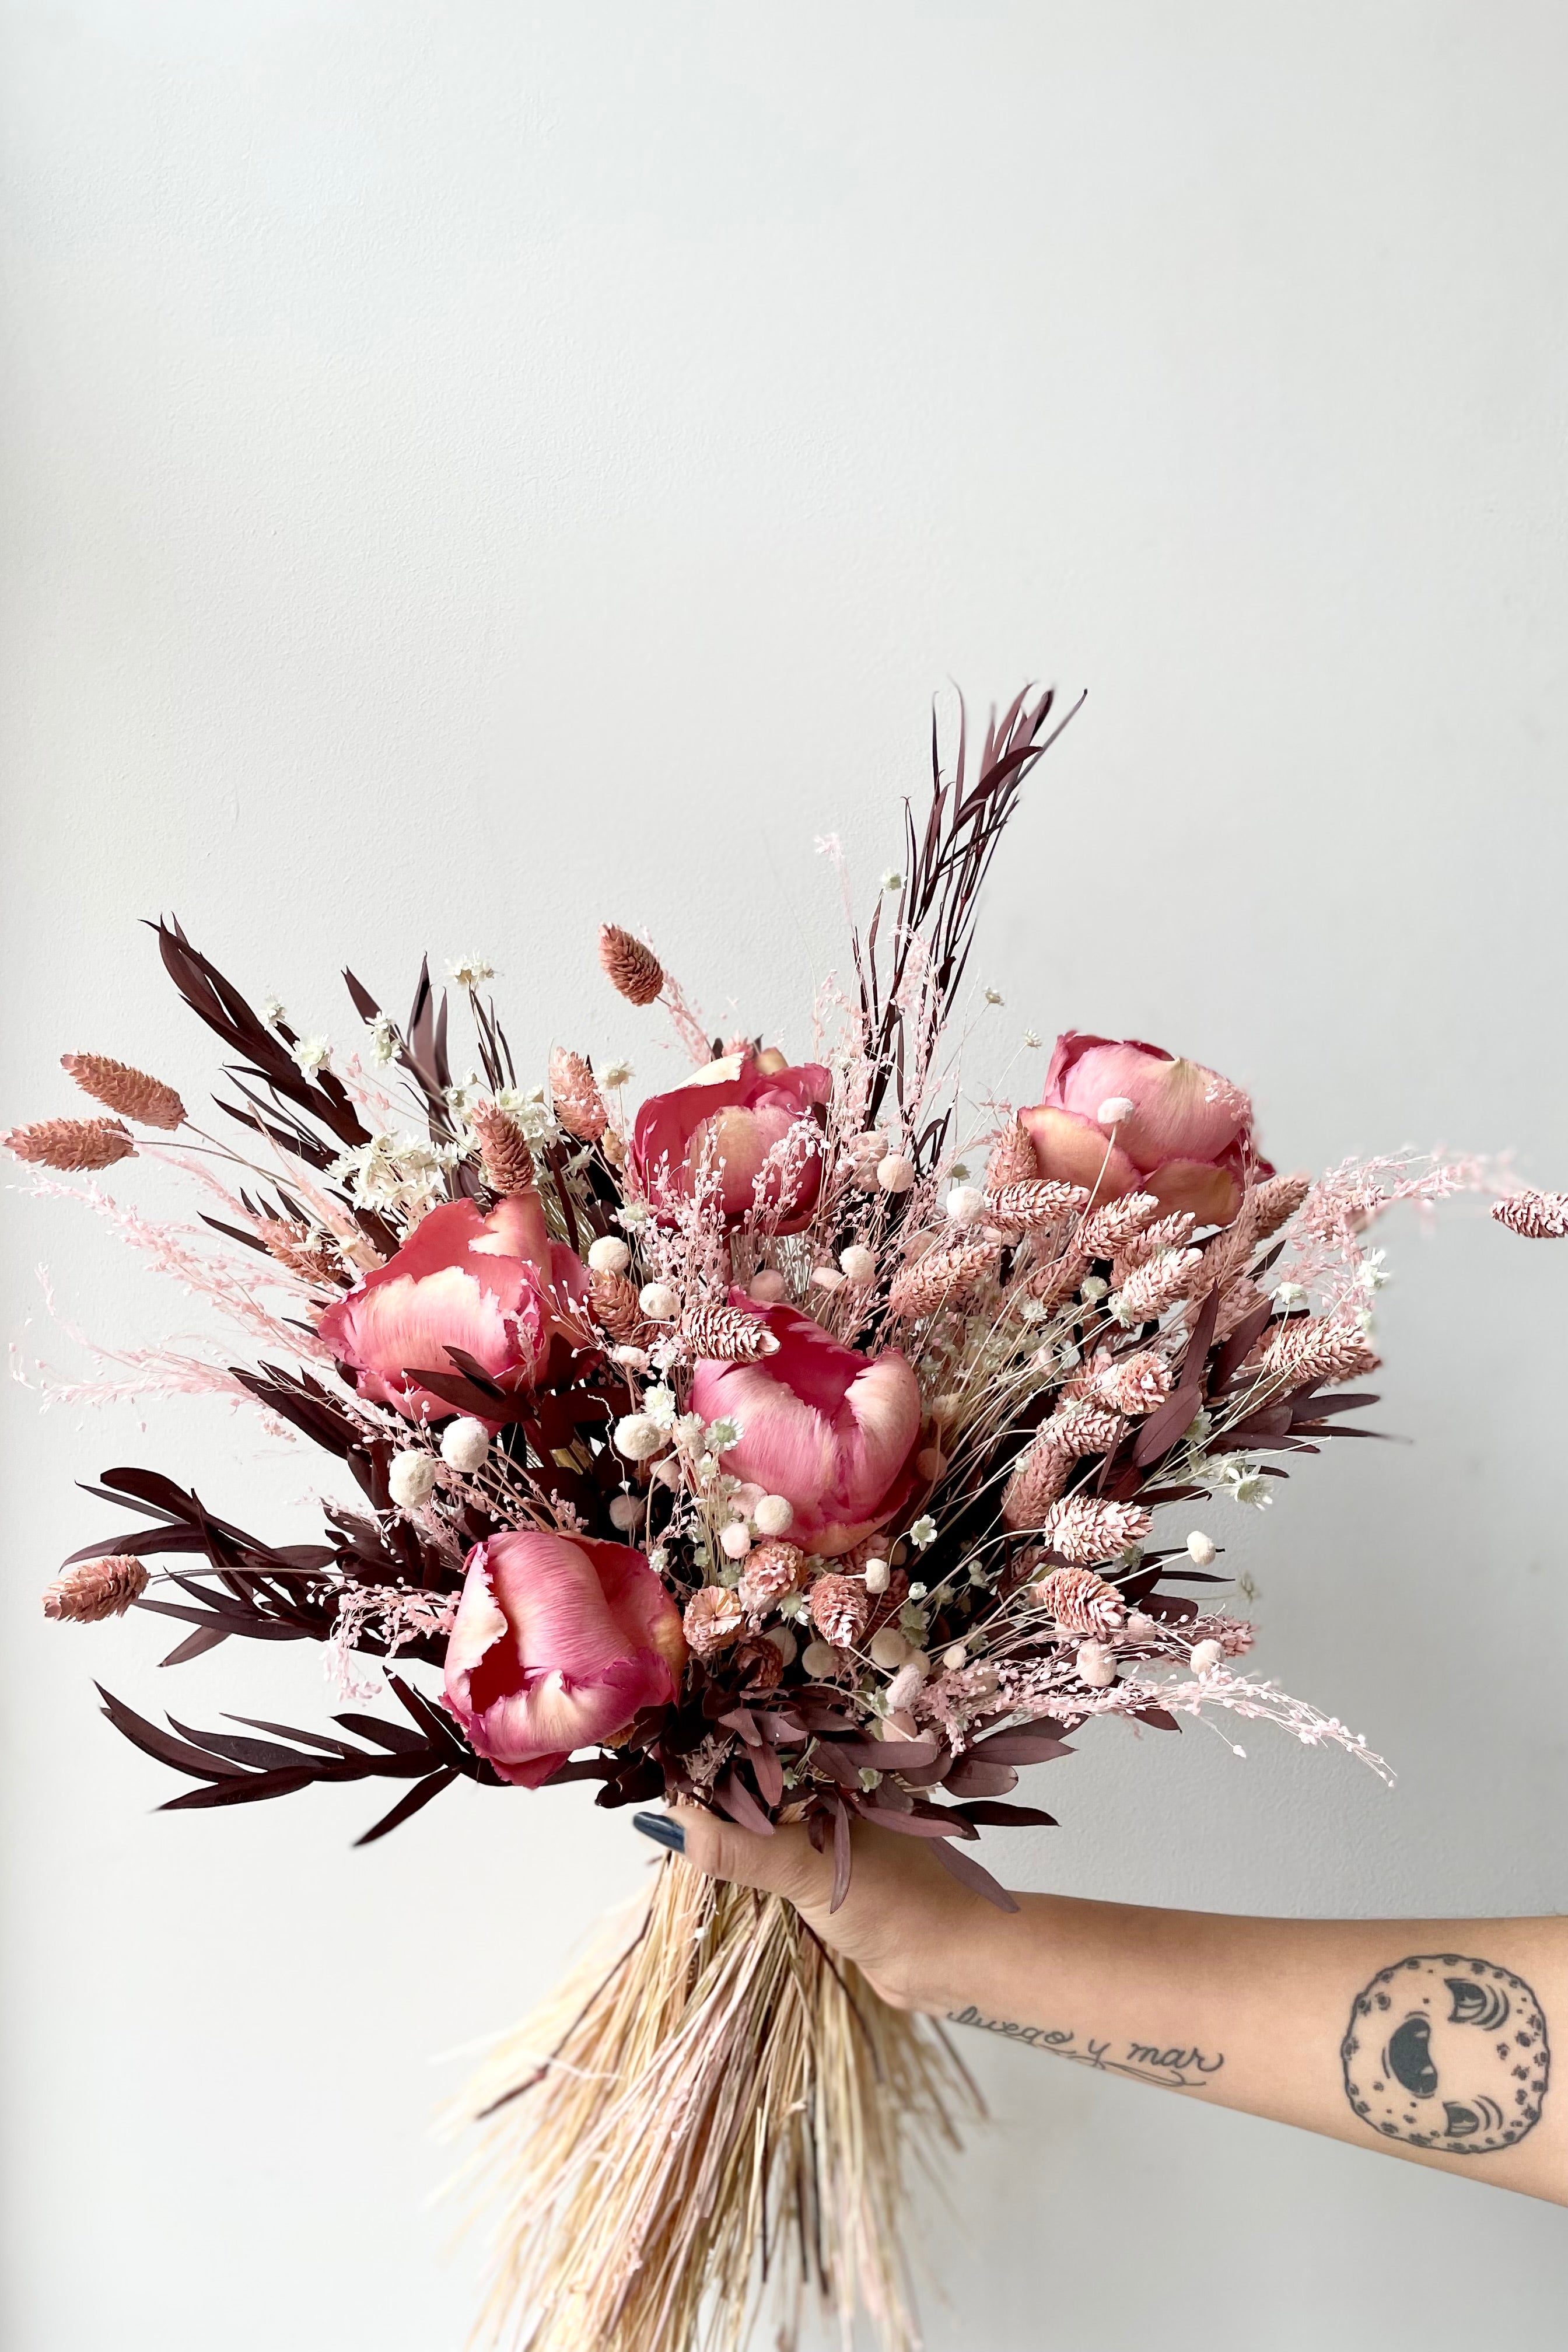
xmin=442 ymin=1347 xmax=509 ymax=1400
xmin=1134 ymin=1287 xmax=1221 ymax=1465
xmin=354 ymin=1768 xmax=460 ymax=1846
xmin=928 ymin=1838 xmax=1020 ymax=1912
xmin=1290 ymin=1388 xmax=1379 ymax=1422
xmin=817 ymin=1735 xmax=943 ymax=1772
xmin=830 ymin=1798 xmax=853 ymax=1913
xmin=1157 ymin=1568 xmax=1228 ymax=1584
xmin=386 ymin=1673 xmax=472 ymax=1761
xmin=96 ymin=1685 xmax=248 ymax=1779
xmin=1137 ymin=1594 xmax=1198 ymax=1622
xmin=1209 ymin=1298 xmax=1277 ymax=1390
xmin=713 ymin=1766 xmax=774 ymax=1837
xmin=62 ymin=1527 xmax=208 ymax=1564
xmin=1224 ymin=1406 xmax=1294 ymax=1446
xmin=224 ymin=1713 xmax=358 ymax=1758
xmin=399 ymin=1367 xmax=528 ymax=1422
xmin=1130 ymin=1706 xmax=1181 ymax=1730
xmin=332 ymin=1713 xmax=433 ymax=1755
xmin=860 ymin=1801 xmax=979 ymax=1841
xmin=942 ymin=1756 xmax=1019 ymax=1799
xmin=864 ymin=1779 xmax=913 ymax=1812
xmin=751 ymin=1744 xmax=785 ymax=1808
xmin=716 ymin=1706 xmax=762 ymax=1745
xmin=200 ymin=1214 xmax=273 ymax=1256
xmin=159 ymin=1625 xmax=229 ymax=1668
xmin=970 ymin=1727 xmax=1073 ymax=1763
xmin=164 ymin=1717 xmax=333 ymax=1772
xmin=541 ymin=1756 xmax=618 ymax=1784
xmin=806 ymin=1809 xmax=829 ymax=1854
xmin=950 ymin=1800 xmax=1058 ymax=1828
xmin=810 ymin=1742 xmax=864 ymax=1788
xmin=159 ymin=1767 xmax=321 ymax=1812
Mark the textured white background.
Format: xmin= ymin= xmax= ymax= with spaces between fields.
xmin=4 ymin=5 xmax=1567 ymax=2347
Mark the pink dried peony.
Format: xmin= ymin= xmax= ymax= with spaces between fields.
xmin=631 ymin=1050 xmax=831 ymax=1230
xmin=1020 ymin=1031 xmax=1270 ymax=1226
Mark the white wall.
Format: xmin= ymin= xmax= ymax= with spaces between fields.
xmin=4 ymin=6 xmax=1567 ymax=2347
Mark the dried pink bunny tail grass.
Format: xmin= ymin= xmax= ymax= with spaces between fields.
xmin=985 ymin=1179 xmax=1088 ymax=1230
xmin=589 ymin=1269 xmax=648 ymax=1344
xmin=1493 ymin=1189 xmax=1568 ymax=1240
xmin=736 ymin=1541 xmax=806 ymax=1614
xmin=885 ymin=1239 xmax=999 ymax=1320
xmin=1092 ymin=1350 xmax=1172 ymax=1416
xmin=4 ymin=1116 xmax=136 ymax=1171
xmin=1251 ymin=1170 xmax=1313 ymax=1241
xmin=1044 ymin=1402 xmax=1127 ymax=1458
xmin=61 ymin=1052 xmax=186 ymax=1130
xmin=1000 ymin=1436 xmax=1073 ymax=1530
xmin=1112 ymin=1210 xmax=1195 ymax=1280
xmin=678 ymin=1305 xmax=780 ymax=1362
xmin=1078 ymin=1191 xmax=1162 ymax=1259
xmin=597 ymin=923 xmax=664 ymax=1008
xmin=682 ymin=1586 xmax=744 ymax=1655
xmin=808 ymin=1573 xmax=869 ymax=1647
xmin=548 ymin=1048 xmax=608 ymax=1143
xmin=1112 ymin=1247 xmax=1203 ymax=1321
xmin=1016 ymin=1250 xmax=1090 ymax=1311
xmin=1026 ymin=1563 xmax=1125 ymax=1636
xmin=986 ymin=1118 xmax=1041 ymax=1191
xmin=256 ymin=1216 xmax=344 ymax=1288
xmin=43 ymin=1555 xmax=148 ymax=1622
xmin=1035 ymin=1495 xmax=1152 ymax=1566
xmin=1254 ymin=1315 xmax=1380 ymax=1388
xmin=470 ymin=1100 xmax=538 ymax=1195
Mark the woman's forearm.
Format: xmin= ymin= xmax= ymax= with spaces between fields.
xmin=939 ymin=1896 xmax=1563 ymax=2202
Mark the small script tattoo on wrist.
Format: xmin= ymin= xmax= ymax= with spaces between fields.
xmin=946 ymin=2004 xmax=1225 ymax=2090
xmin=1342 ymin=1954 xmax=1550 ymax=2156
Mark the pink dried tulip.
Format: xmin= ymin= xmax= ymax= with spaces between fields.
xmin=1035 ymin=1495 xmax=1153 ymax=1566
xmin=4 ymin=1116 xmax=136 ymax=1171
xmin=548 ymin=1048 xmax=608 ymax=1143
xmin=683 ymin=1585 xmax=744 ymax=1656
xmin=1000 ymin=1435 xmax=1073 ymax=1530
xmin=885 ymin=1239 xmax=999 ymax=1320
xmin=1250 ymin=1170 xmax=1313 ymax=1241
xmin=1078 ymin=1191 xmax=1163 ymax=1259
xmin=61 ymin=1052 xmax=185 ymax=1130
xmin=1255 ymin=1317 xmax=1380 ymax=1390
xmin=1045 ymin=1402 xmax=1127 ymax=1458
xmin=1017 ymin=1250 xmax=1091 ymax=1312
xmin=677 ymin=1304 xmax=780 ymax=1362
xmin=1493 ymin=1189 xmax=1568 ymax=1240
xmin=1112 ymin=1210 xmax=1196 ymax=1280
xmin=598 ymin=923 xmax=664 ymax=1007
xmin=43 ymin=1555 xmax=148 ymax=1623
xmin=808 ymin=1573 xmax=869 ymax=1647
xmin=1028 ymin=1563 xmax=1125 ymax=1637
xmin=736 ymin=1540 xmax=806 ymax=1614
xmin=589 ymin=1268 xmax=648 ymax=1344
xmin=1112 ymin=1247 xmax=1203 ymax=1322
xmin=1093 ymin=1350 xmax=1172 ymax=1416
xmin=469 ymin=1099 xmax=538 ymax=1195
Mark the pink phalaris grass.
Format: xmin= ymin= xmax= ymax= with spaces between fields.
xmin=469 ymin=1100 xmax=538 ymax=1195
xmin=589 ymin=1268 xmax=648 ymax=1343
xmin=1043 ymin=1402 xmax=1127 ymax=1458
xmin=1027 ymin=1563 xmax=1125 ymax=1636
xmin=548 ymin=1048 xmax=608 ymax=1143
xmin=736 ymin=1541 xmax=806 ymax=1614
xmin=1035 ymin=1495 xmax=1153 ymax=1566
xmin=1112 ymin=1247 xmax=1202 ymax=1321
xmin=5 ymin=1116 xmax=135 ymax=1171
xmin=808 ymin=1573 xmax=869 ymax=1647
xmin=1017 ymin=1250 xmax=1090 ymax=1311
xmin=256 ymin=1216 xmax=344 ymax=1288
xmin=986 ymin=1117 xmax=1040 ymax=1191
xmin=680 ymin=1305 xmax=780 ymax=1362
xmin=985 ymin=1179 xmax=1087 ymax=1230
xmin=682 ymin=1586 xmax=744 ymax=1656
xmin=1092 ymin=1349 xmax=1172 ymax=1416
xmin=598 ymin=923 xmax=664 ymax=1007
xmin=1254 ymin=1314 xmax=1380 ymax=1388
xmin=61 ymin=1052 xmax=185 ymax=1130
xmin=885 ymin=1239 xmax=999 ymax=1319
xmin=1251 ymin=1170 xmax=1313 ymax=1241
xmin=43 ymin=1555 xmax=148 ymax=1623
xmin=1000 ymin=1434 xmax=1073 ymax=1530
xmin=1112 ymin=1209 xmax=1195 ymax=1280
xmin=1078 ymin=1190 xmax=1162 ymax=1259
xmin=1493 ymin=1188 xmax=1568 ymax=1240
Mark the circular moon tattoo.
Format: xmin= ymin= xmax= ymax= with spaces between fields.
xmin=1341 ymin=1954 xmax=1550 ymax=2154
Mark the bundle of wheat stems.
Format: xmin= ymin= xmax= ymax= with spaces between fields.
xmin=446 ymin=1859 xmax=982 ymax=2352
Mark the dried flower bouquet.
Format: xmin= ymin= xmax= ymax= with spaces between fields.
xmin=11 ymin=685 xmax=1566 ymax=2351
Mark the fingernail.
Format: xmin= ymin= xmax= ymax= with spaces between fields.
xmin=632 ymin=1810 xmax=685 ymax=1854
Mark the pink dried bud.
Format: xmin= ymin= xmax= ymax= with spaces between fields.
xmin=548 ymin=1048 xmax=608 ymax=1143
xmin=1112 ymin=1210 xmax=1195 ymax=1280
xmin=61 ymin=1052 xmax=185 ymax=1130
xmin=1092 ymin=1350 xmax=1172 ymax=1416
xmin=598 ymin=923 xmax=664 ymax=1007
xmin=1000 ymin=1435 xmax=1073 ymax=1530
xmin=731 ymin=1634 xmax=785 ymax=1690
xmin=589 ymin=1268 xmax=648 ymax=1344
xmin=1250 ymin=1171 xmax=1312 ymax=1241
xmin=1016 ymin=1251 xmax=1090 ymax=1311
xmin=736 ymin=1540 xmax=806 ymax=1614
xmin=1492 ymin=1189 xmax=1568 ymax=1240
xmin=679 ymin=1305 xmax=780 ymax=1362
xmin=986 ymin=1179 xmax=1088 ymax=1231
xmin=4 ymin=1116 xmax=136 ymax=1171
xmin=1255 ymin=1317 xmax=1380 ymax=1390
xmin=1028 ymin=1563 xmax=1125 ymax=1637
xmin=1079 ymin=1191 xmax=1163 ymax=1259
xmin=885 ymin=1239 xmax=1000 ymax=1320
xmin=1035 ymin=1496 xmax=1153 ymax=1567
xmin=256 ymin=1217 xmax=344 ymax=1289
xmin=1044 ymin=1402 xmax=1127 ymax=1458
xmin=469 ymin=1100 xmax=538 ymax=1195
xmin=683 ymin=1586 xmax=744 ymax=1656
xmin=1112 ymin=1248 xmax=1203 ymax=1322
xmin=808 ymin=1573 xmax=869 ymax=1647
xmin=986 ymin=1117 xmax=1041 ymax=1191
xmin=43 ymin=1555 xmax=148 ymax=1623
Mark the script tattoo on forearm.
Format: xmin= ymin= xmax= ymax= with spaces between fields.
xmin=1341 ymin=1954 xmax=1550 ymax=2155
xmin=946 ymin=2005 xmax=1224 ymax=2090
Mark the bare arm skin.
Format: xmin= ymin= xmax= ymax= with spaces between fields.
xmin=650 ymin=1810 xmax=1564 ymax=2206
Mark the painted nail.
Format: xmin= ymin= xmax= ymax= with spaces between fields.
xmin=631 ymin=1810 xmax=685 ymax=1854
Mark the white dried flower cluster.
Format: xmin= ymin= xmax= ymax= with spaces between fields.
xmin=331 ymin=1132 xmax=459 ymax=1214
xmin=260 ymin=995 xmax=287 ymax=1027
xmin=292 ymin=1035 xmax=332 ymax=1074
xmin=600 ymin=1058 xmax=635 ymax=1088
xmin=447 ymin=955 xmax=497 ymax=989
xmin=368 ymin=1014 xmax=399 ymax=1066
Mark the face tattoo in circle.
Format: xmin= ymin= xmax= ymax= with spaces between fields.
xmin=1342 ymin=1954 xmax=1550 ymax=2154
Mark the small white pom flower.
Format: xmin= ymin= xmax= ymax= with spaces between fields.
xmin=753 ymin=1494 xmax=794 ymax=1537
xmin=387 ymin=1451 xmax=438 ymax=1509
xmin=1191 ymin=1638 xmax=1225 ymax=1677
xmin=887 ymin=1661 xmax=928 ymax=1711
xmin=1097 ymin=1096 xmax=1136 ymax=1126
xmin=982 ymin=986 xmax=1004 ymax=1006
xmin=638 ymin=1282 xmax=678 ymax=1320
xmin=1075 ymin=1640 xmax=1118 ymax=1689
xmin=747 ymin=1269 xmax=788 ymax=1303
xmin=719 ymin=1520 xmax=752 ymax=1561
xmin=608 ymin=1492 xmax=644 ymax=1530
xmin=587 ymin=1235 xmax=632 ymax=1275
xmin=1186 ymin=1530 xmax=1217 ymax=1567
xmin=614 ymin=1413 xmax=665 ymax=1461
xmin=838 ymin=1244 xmax=877 ymax=1283
xmin=292 ymin=1035 xmax=332 ymax=1075
xmin=869 ymin=1626 xmax=911 ymax=1670
xmin=611 ymin=1343 xmax=650 ymax=1370
xmin=945 ymin=1184 xmax=984 ymax=1227
xmin=1079 ymin=1275 xmax=1110 ymax=1303
xmin=876 ymin=1153 xmax=917 ymax=1194
xmin=908 ymin=1515 xmax=937 ymax=1549
xmin=863 ymin=1555 xmax=891 ymax=1595
xmin=1124 ymin=1612 xmax=1156 ymax=1640
xmin=440 ymin=1418 xmax=492 ymax=1473
xmin=802 ymin=1639 xmax=841 ymax=1678
xmin=880 ymin=869 xmax=904 ymax=892
xmin=810 ymin=1265 xmax=846 ymax=1293
xmin=942 ymin=1642 xmax=968 ymax=1672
